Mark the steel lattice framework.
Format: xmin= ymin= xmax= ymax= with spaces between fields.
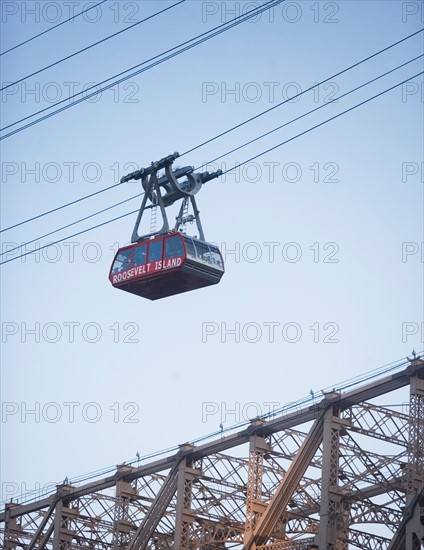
xmin=2 ymin=357 xmax=424 ymax=549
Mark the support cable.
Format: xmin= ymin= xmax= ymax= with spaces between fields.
xmin=1 ymin=31 xmax=421 ymax=233
xmin=0 ymin=0 xmax=108 ymax=56
xmin=1 ymin=71 xmax=421 ymax=265
xmin=2 ymin=56 xmax=418 ymax=256
xmin=0 ymin=0 xmax=284 ymax=139
xmin=0 ymin=1 xmax=187 ymax=91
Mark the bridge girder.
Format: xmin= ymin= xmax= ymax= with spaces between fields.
xmin=2 ymin=358 xmax=424 ymax=549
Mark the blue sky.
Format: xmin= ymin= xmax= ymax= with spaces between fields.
xmin=1 ymin=0 xmax=423 ymax=502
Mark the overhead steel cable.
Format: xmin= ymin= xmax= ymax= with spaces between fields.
xmin=196 ymin=54 xmax=423 ymax=169
xmin=0 ymin=0 xmax=108 ymax=56
xmin=1 ymin=71 xmax=421 ymax=266
xmin=0 ymin=181 xmax=129 ymax=234
xmin=2 ymin=56 xmax=419 ymax=257
xmin=0 ymin=208 xmax=139 ymax=265
xmin=0 ymin=0 xmax=285 ymax=139
xmin=1 ymin=193 xmax=144 ymax=257
xmin=0 ymin=0 xmax=187 ymax=92
xmin=1 ymin=32 xmax=421 ymax=234
xmin=180 ymin=27 xmax=424 ymax=157
xmin=217 ymin=70 xmax=423 ymax=176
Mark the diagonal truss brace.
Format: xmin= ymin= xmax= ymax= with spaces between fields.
xmin=387 ymin=487 xmax=424 ymax=550
xmin=25 ymin=490 xmax=63 ymax=550
xmin=244 ymin=409 xmax=327 ymax=549
xmin=126 ymin=463 xmax=179 ymax=550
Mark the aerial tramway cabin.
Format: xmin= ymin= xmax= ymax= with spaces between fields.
xmin=109 ymin=153 xmax=224 ymax=300
xmin=109 ymin=232 xmax=224 ymax=300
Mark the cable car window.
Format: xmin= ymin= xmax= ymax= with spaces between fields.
xmin=165 ymin=236 xmax=184 ymax=259
xmin=183 ymin=237 xmax=196 ymax=259
xmin=112 ymin=249 xmax=132 ymax=274
xmin=148 ymin=240 xmax=162 ymax=262
xmin=194 ymin=241 xmax=209 ymax=262
xmin=207 ymin=246 xmax=224 ymax=270
xmin=133 ymin=244 xmax=147 ymax=266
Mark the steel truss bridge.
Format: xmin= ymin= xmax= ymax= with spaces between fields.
xmin=2 ymin=357 xmax=424 ymax=549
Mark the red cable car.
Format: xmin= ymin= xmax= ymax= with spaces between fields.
xmin=109 ymin=232 xmax=224 ymax=300
xmin=109 ymin=152 xmax=224 ymax=300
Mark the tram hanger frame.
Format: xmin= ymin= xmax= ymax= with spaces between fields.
xmin=119 ymin=152 xmax=221 ymax=243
